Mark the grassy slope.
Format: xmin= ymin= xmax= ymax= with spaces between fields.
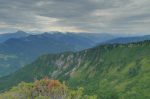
xmin=67 ymin=41 xmax=150 ymax=99
xmin=0 ymin=41 xmax=150 ymax=99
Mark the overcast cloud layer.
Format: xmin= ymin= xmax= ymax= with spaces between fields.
xmin=0 ymin=0 xmax=150 ymax=34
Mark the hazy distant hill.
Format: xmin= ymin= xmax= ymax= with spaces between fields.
xmin=77 ymin=33 xmax=115 ymax=43
xmin=0 ymin=40 xmax=149 ymax=99
xmin=0 ymin=31 xmax=29 ymax=43
xmin=0 ymin=32 xmax=116 ymax=77
xmin=1 ymin=31 xmax=150 ymax=77
xmin=106 ymin=35 xmax=150 ymax=44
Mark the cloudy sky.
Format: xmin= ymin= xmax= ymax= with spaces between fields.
xmin=0 ymin=0 xmax=150 ymax=34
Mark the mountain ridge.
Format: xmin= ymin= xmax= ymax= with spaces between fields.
xmin=0 ymin=31 xmax=29 ymax=43
xmin=0 ymin=32 xmax=116 ymax=77
xmin=0 ymin=40 xmax=150 ymax=99
xmin=105 ymin=35 xmax=150 ymax=44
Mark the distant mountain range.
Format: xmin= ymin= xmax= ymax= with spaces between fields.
xmin=0 ymin=31 xmax=116 ymax=77
xmin=0 ymin=31 xmax=29 ymax=43
xmin=106 ymin=35 xmax=150 ymax=44
xmin=0 ymin=31 xmax=150 ymax=77
xmin=76 ymin=32 xmax=116 ymax=43
xmin=0 ymin=40 xmax=149 ymax=99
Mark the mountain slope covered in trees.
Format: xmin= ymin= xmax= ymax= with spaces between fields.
xmin=1 ymin=31 xmax=150 ymax=78
xmin=0 ymin=40 xmax=150 ymax=99
xmin=0 ymin=32 xmax=116 ymax=77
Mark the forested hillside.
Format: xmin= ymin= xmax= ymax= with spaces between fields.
xmin=0 ymin=32 xmax=115 ymax=77
xmin=0 ymin=40 xmax=150 ymax=99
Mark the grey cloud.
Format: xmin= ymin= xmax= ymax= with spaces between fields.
xmin=0 ymin=0 xmax=150 ymax=34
